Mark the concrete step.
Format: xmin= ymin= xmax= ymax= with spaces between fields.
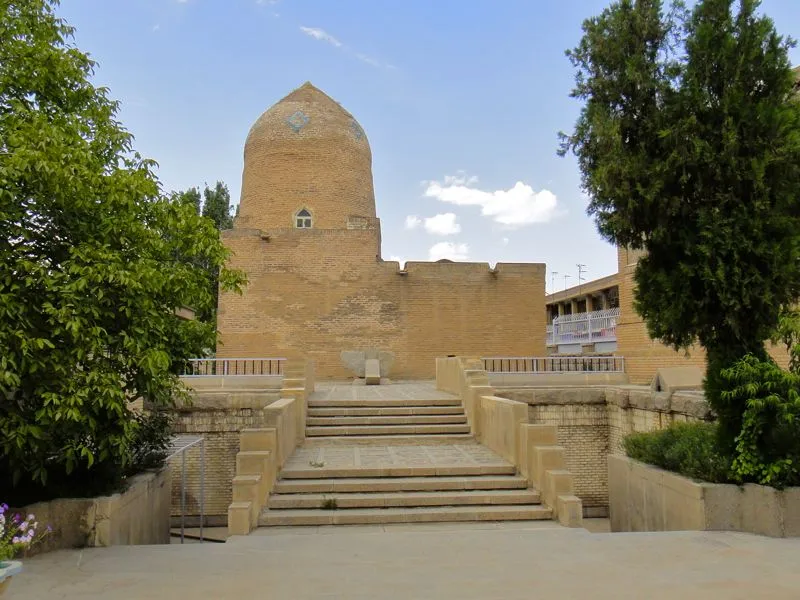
xmin=259 ymin=505 xmax=552 ymax=526
xmin=308 ymin=398 xmax=462 ymax=408
xmin=273 ymin=474 xmax=530 ymax=494
xmin=268 ymin=489 xmax=541 ymax=509
xmin=302 ymin=434 xmax=475 ymax=446
xmin=308 ymin=406 xmax=464 ymax=417
xmin=279 ymin=464 xmax=517 ymax=479
xmin=305 ymin=424 xmax=471 ymax=437
xmin=306 ymin=415 xmax=467 ymax=426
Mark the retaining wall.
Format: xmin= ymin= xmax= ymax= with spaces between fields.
xmin=609 ymin=455 xmax=800 ymax=537
xmin=21 ymin=469 xmax=171 ymax=554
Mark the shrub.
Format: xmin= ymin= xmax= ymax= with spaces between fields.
xmin=720 ymin=354 xmax=800 ymax=489
xmin=623 ymin=422 xmax=731 ymax=484
xmin=127 ymin=411 xmax=174 ymax=474
xmin=0 ymin=410 xmax=174 ymax=506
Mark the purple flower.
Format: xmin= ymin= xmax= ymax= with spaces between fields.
xmin=0 ymin=503 xmax=8 ymax=514
xmin=19 ymin=521 xmax=28 ymax=532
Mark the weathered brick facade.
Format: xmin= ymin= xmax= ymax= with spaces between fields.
xmin=217 ymin=82 xmax=546 ymax=379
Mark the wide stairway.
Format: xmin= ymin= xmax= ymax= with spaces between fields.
xmin=260 ymin=382 xmax=551 ymax=526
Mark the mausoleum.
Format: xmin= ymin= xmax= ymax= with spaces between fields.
xmin=217 ymin=82 xmax=546 ymax=379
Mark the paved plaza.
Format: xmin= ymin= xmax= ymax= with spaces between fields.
xmin=285 ymin=442 xmax=510 ymax=474
xmin=12 ymin=522 xmax=800 ymax=599
xmin=309 ymin=381 xmax=459 ymax=402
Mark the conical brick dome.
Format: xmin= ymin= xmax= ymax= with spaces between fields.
xmin=236 ymin=82 xmax=376 ymax=231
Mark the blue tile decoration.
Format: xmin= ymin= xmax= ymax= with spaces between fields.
xmin=350 ymin=119 xmax=364 ymax=140
xmin=286 ymin=110 xmax=309 ymax=132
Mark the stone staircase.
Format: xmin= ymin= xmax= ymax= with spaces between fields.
xmin=304 ymin=395 xmax=472 ymax=439
xmin=259 ymin=383 xmax=552 ymax=527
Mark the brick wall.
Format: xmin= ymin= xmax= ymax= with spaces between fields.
xmin=169 ymin=406 xmax=270 ymax=524
xmin=218 ymin=228 xmax=546 ymax=379
xmin=616 ymin=246 xmax=790 ymax=384
xmin=497 ymin=385 xmax=712 ymax=514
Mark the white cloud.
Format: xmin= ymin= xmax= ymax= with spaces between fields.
xmin=356 ymin=53 xmax=381 ymax=67
xmin=298 ymin=26 xmax=391 ymax=69
xmin=423 ymin=171 xmax=561 ymax=228
xmin=299 ymin=26 xmax=342 ymax=48
xmin=502 ymin=237 xmax=509 ymax=246
xmin=428 ymin=242 xmax=469 ymax=262
xmin=405 ymin=215 xmax=422 ymax=230
xmin=424 ymin=213 xmax=461 ymax=236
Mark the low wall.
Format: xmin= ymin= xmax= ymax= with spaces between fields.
xmin=609 ymin=455 xmax=800 ymax=537
xmin=488 ymin=372 xmax=628 ymax=388
xmin=180 ymin=375 xmax=283 ymax=393
xmin=22 ymin=469 xmax=171 ymax=554
xmin=495 ymin=385 xmax=711 ymax=516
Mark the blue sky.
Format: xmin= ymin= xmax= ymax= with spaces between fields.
xmin=58 ymin=0 xmax=800 ymax=294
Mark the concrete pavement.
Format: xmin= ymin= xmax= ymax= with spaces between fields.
xmin=11 ymin=521 xmax=800 ymax=599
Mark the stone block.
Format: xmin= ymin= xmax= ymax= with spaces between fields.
xmin=531 ymin=446 xmax=566 ymax=490
xmin=236 ymin=450 xmax=275 ymax=497
xmin=341 ymin=350 xmax=395 ymax=378
xmin=240 ymin=428 xmax=277 ymax=453
xmin=227 ymin=502 xmax=253 ymax=536
xmin=232 ymin=474 xmax=262 ymax=526
xmin=605 ymin=387 xmax=630 ymax=408
xmin=543 ymin=469 xmax=575 ymax=515
xmin=557 ymin=495 xmax=583 ymax=527
xmin=365 ymin=359 xmax=381 ymax=385
xmin=650 ymin=365 xmax=704 ymax=395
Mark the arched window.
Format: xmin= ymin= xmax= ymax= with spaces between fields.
xmin=295 ymin=208 xmax=312 ymax=229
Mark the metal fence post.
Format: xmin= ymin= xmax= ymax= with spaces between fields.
xmin=181 ymin=450 xmax=186 ymax=544
xmin=200 ymin=439 xmax=205 ymax=543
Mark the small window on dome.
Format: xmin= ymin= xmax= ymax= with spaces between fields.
xmin=295 ymin=208 xmax=313 ymax=229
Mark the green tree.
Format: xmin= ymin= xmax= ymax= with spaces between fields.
xmin=202 ymin=182 xmax=234 ymax=230
xmin=173 ymin=181 xmax=234 ymax=323
xmin=560 ymin=0 xmax=800 ymax=451
xmin=0 ymin=0 xmax=245 ymax=495
xmin=174 ymin=187 xmax=202 ymax=215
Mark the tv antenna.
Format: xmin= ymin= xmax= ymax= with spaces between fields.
xmin=550 ymin=271 xmax=558 ymax=295
xmin=577 ymin=264 xmax=587 ymax=294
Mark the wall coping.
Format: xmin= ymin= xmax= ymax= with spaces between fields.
xmin=496 ymin=384 xmax=711 ymax=419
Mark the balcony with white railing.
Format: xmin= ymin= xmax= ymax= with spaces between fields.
xmin=547 ymin=308 xmax=620 ymax=347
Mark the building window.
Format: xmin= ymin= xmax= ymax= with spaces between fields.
xmin=295 ymin=208 xmax=312 ymax=229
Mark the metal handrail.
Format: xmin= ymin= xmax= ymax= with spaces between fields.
xmin=481 ymin=356 xmax=625 ymax=373
xmin=183 ymin=357 xmax=286 ymax=376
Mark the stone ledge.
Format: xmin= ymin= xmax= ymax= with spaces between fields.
xmin=498 ymin=385 xmax=711 ymax=419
